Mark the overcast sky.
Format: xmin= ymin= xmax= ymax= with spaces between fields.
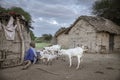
xmin=0 ymin=0 xmax=97 ymax=37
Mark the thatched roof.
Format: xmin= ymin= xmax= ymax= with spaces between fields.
xmin=55 ymin=16 xmax=120 ymax=37
xmin=67 ymin=16 xmax=120 ymax=34
xmin=55 ymin=27 xmax=68 ymax=37
xmin=0 ymin=12 xmax=32 ymax=31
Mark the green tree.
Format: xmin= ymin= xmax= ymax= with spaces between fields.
xmin=8 ymin=7 xmax=31 ymax=21
xmin=42 ymin=34 xmax=53 ymax=42
xmin=30 ymin=30 xmax=36 ymax=41
xmin=0 ymin=6 xmax=7 ymax=13
xmin=92 ymin=0 xmax=120 ymax=26
xmin=0 ymin=6 xmax=31 ymax=21
xmin=0 ymin=6 xmax=35 ymax=40
xmin=35 ymin=34 xmax=53 ymax=43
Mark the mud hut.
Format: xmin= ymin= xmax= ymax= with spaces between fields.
xmin=55 ymin=16 xmax=120 ymax=53
xmin=0 ymin=13 xmax=31 ymax=68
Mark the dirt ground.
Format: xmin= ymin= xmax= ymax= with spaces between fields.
xmin=0 ymin=53 xmax=120 ymax=80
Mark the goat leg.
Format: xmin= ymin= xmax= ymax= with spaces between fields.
xmin=69 ymin=56 xmax=72 ymax=67
xmin=76 ymin=56 xmax=81 ymax=69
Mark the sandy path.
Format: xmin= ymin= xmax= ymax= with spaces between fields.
xmin=0 ymin=53 xmax=120 ymax=80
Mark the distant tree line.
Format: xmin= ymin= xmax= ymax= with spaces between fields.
xmin=35 ymin=34 xmax=53 ymax=43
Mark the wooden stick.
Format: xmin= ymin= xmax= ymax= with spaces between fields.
xmin=16 ymin=17 xmax=25 ymax=64
xmin=36 ymin=67 xmax=59 ymax=76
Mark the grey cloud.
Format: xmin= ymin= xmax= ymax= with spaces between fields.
xmin=28 ymin=4 xmax=77 ymax=19
xmin=36 ymin=0 xmax=78 ymax=5
xmin=76 ymin=0 xmax=96 ymax=5
xmin=33 ymin=22 xmax=61 ymax=36
xmin=0 ymin=0 xmax=96 ymax=37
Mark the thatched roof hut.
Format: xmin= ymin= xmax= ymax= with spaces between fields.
xmin=0 ymin=13 xmax=31 ymax=68
xmin=66 ymin=16 xmax=120 ymax=34
xmin=55 ymin=16 xmax=120 ymax=53
xmin=55 ymin=16 xmax=120 ymax=37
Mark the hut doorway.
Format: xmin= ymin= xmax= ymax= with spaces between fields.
xmin=109 ymin=34 xmax=114 ymax=52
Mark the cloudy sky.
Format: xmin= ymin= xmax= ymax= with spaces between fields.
xmin=0 ymin=0 xmax=97 ymax=37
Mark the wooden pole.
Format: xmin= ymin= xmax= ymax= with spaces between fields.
xmin=16 ymin=17 xmax=25 ymax=64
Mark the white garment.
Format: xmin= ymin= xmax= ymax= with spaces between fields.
xmin=2 ymin=16 xmax=17 ymax=40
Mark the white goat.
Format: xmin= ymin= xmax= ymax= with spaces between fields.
xmin=39 ymin=50 xmax=58 ymax=65
xmin=59 ymin=46 xmax=85 ymax=69
xmin=44 ymin=45 xmax=61 ymax=55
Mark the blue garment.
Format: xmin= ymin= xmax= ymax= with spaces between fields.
xmin=31 ymin=47 xmax=37 ymax=64
xmin=24 ymin=47 xmax=36 ymax=62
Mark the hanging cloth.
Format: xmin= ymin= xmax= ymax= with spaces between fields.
xmin=2 ymin=16 xmax=17 ymax=40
